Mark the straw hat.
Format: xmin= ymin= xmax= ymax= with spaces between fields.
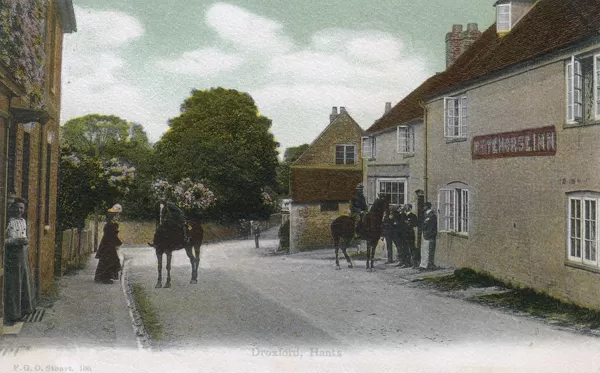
xmin=108 ymin=204 xmax=123 ymax=213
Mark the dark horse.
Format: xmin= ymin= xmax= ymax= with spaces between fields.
xmin=330 ymin=196 xmax=389 ymax=270
xmin=149 ymin=220 xmax=204 ymax=288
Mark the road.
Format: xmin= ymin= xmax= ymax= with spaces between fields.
xmin=119 ymin=227 xmax=600 ymax=372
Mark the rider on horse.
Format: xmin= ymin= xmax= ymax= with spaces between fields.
xmin=155 ymin=197 xmax=190 ymax=244
xmin=350 ymin=183 xmax=368 ymax=237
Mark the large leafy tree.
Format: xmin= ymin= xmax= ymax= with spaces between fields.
xmin=59 ymin=115 xmax=154 ymax=221
xmin=154 ymin=88 xmax=280 ymax=222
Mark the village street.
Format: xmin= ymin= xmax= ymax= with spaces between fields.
xmin=118 ymin=227 xmax=600 ymax=371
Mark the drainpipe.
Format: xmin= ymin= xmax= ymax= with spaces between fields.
xmin=35 ymin=120 xmax=46 ymax=300
xmin=418 ymin=100 xmax=428 ymax=202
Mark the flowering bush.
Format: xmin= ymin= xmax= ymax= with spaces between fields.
xmin=102 ymin=158 xmax=136 ymax=193
xmin=0 ymin=0 xmax=47 ymax=107
xmin=151 ymin=178 xmax=216 ymax=211
xmin=261 ymin=189 xmax=274 ymax=207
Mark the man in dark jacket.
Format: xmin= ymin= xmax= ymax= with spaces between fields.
xmin=403 ymin=204 xmax=419 ymax=267
xmin=381 ymin=210 xmax=396 ymax=264
xmin=156 ymin=198 xmax=189 ymax=243
xmin=419 ymin=202 xmax=437 ymax=270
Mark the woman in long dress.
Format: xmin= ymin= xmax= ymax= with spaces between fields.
xmin=4 ymin=198 xmax=36 ymax=324
xmin=94 ymin=204 xmax=123 ymax=284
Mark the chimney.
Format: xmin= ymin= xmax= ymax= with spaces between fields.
xmin=330 ymin=106 xmax=338 ymax=123
xmin=384 ymin=102 xmax=392 ymax=114
xmin=445 ymin=24 xmax=463 ymax=69
xmin=339 ymin=106 xmax=347 ymax=114
xmin=461 ymin=23 xmax=481 ymax=56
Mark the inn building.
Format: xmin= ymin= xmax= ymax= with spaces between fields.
xmin=423 ymin=0 xmax=600 ymax=308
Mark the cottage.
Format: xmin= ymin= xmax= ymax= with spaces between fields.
xmin=289 ymin=107 xmax=365 ymax=252
xmin=0 ymin=0 xmax=76 ymax=329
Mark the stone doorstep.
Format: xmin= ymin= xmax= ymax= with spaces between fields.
xmin=1 ymin=321 xmax=24 ymax=336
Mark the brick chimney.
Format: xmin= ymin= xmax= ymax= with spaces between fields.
xmin=445 ymin=24 xmax=463 ymax=69
xmin=384 ymin=102 xmax=392 ymax=114
xmin=445 ymin=23 xmax=481 ymax=69
xmin=330 ymin=106 xmax=338 ymax=123
xmin=339 ymin=106 xmax=347 ymax=114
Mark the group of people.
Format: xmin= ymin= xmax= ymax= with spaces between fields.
xmin=351 ymin=184 xmax=438 ymax=271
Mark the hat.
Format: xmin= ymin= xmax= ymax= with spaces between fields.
xmin=405 ymin=204 xmax=413 ymax=210
xmin=356 ymin=183 xmax=364 ymax=190
xmin=108 ymin=204 xmax=123 ymax=213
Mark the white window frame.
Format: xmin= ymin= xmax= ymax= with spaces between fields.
xmin=497 ymin=3 xmax=512 ymax=33
xmin=567 ymin=193 xmax=599 ymax=268
xmin=566 ymin=53 xmax=600 ymax=123
xmin=375 ymin=178 xmax=407 ymax=207
xmin=444 ymin=95 xmax=468 ymax=139
xmin=396 ymin=125 xmax=415 ymax=154
xmin=361 ymin=136 xmax=376 ymax=159
xmin=335 ymin=144 xmax=356 ymax=165
xmin=438 ymin=185 xmax=469 ymax=235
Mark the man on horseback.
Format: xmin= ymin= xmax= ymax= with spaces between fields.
xmin=350 ymin=183 xmax=368 ymax=238
xmin=155 ymin=197 xmax=190 ymax=244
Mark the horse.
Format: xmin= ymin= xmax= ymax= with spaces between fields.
xmin=330 ymin=196 xmax=389 ymax=270
xmin=149 ymin=219 xmax=204 ymax=288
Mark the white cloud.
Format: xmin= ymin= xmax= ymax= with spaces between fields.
xmin=61 ymin=7 xmax=152 ymax=133
xmin=205 ymin=3 xmax=293 ymax=54
xmin=156 ymin=47 xmax=244 ymax=76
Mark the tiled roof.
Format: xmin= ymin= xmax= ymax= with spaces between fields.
xmin=291 ymin=168 xmax=363 ymax=203
xmin=366 ymin=0 xmax=600 ymax=134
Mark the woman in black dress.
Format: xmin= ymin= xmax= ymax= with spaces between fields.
xmin=94 ymin=204 xmax=123 ymax=284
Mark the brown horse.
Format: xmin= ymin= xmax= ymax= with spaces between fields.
xmin=149 ymin=220 xmax=204 ymax=288
xmin=330 ymin=196 xmax=389 ymax=270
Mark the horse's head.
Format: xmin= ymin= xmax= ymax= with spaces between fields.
xmin=370 ymin=195 xmax=390 ymax=216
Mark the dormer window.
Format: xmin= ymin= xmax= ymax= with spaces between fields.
xmin=497 ymin=3 xmax=512 ymax=33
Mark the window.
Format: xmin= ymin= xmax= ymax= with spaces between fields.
xmin=496 ymin=3 xmax=512 ymax=33
xmin=376 ymin=178 xmax=406 ymax=206
xmin=320 ymin=201 xmax=339 ymax=212
xmin=396 ymin=125 xmax=415 ymax=153
xmin=439 ymin=186 xmax=469 ymax=234
xmin=335 ymin=144 xmax=355 ymax=164
xmin=361 ymin=136 xmax=376 ymax=159
xmin=444 ymin=96 xmax=468 ymax=139
xmin=21 ymin=132 xmax=31 ymax=201
xmin=566 ymin=54 xmax=600 ymax=124
xmin=568 ymin=193 xmax=599 ymax=268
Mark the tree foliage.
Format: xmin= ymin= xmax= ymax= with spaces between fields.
xmin=154 ymin=88 xmax=280 ymax=222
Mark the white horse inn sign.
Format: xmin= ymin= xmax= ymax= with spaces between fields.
xmin=472 ymin=126 xmax=556 ymax=159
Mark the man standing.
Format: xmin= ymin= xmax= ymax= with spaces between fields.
xmin=403 ymin=204 xmax=419 ymax=267
xmin=252 ymin=221 xmax=261 ymax=249
xmin=393 ymin=205 xmax=411 ymax=267
xmin=381 ymin=210 xmax=396 ymax=264
xmin=419 ymin=202 xmax=438 ymax=270
xmin=350 ymin=183 xmax=368 ymax=237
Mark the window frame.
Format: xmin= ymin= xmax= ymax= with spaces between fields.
xmin=566 ymin=53 xmax=600 ymax=124
xmin=438 ymin=185 xmax=470 ymax=235
xmin=361 ymin=136 xmax=376 ymax=159
xmin=335 ymin=144 xmax=356 ymax=165
xmin=496 ymin=3 xmax=512 ymax=33
xmin=396 ymin=125 xmax=415 ymax=154
xmin=443 ymin=95 xmax=468 ymax=140
xmin=567 ymin=192 xmax=600 ymax=269
xmin=375 ymin=178 xmax=407 ymax=208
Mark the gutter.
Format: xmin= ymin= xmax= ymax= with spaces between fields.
xmin=418 ymin=100 xmax=428 ymax=202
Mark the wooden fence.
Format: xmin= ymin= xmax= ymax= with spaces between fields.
xmin=57 ymin=227 xmax=94 ymax=276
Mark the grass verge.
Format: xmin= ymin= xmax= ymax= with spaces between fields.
xmin=131 ymin=283 xmax=162 ymax=341
xmin=418 ymin=268 xmax=600 ymax=330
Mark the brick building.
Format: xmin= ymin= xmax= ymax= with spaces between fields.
xmin=289 ymin=107 xmax=364 ymax=252
xmin=0 ymin=0 xmax=76 ymax=329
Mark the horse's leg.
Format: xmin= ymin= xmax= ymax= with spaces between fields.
xmin=334 ymin=236 xmax=340 ymax=270
xmin=370 ymin=239 xmax=376 ymax=269
xmin=185 ymin=246 xmax=197 ymax=284
xmin=194 ymin=244 xmax=201 ymax=281
xmin=165 ymin=251 xmax=172 ymax=288
xmin=155 ymin=250 xmax=163 ymax=288
xmin=342 ymin=238 xmax=353 ymax=268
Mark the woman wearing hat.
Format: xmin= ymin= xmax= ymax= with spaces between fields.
xmin=94 ymin=204 xmax=123 ymax=284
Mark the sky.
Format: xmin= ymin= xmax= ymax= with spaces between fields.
xmin=61 ymin=1 xmax=497 ymax=154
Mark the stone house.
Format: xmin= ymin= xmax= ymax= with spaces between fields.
xmin=289 ymin=107 xmax=364 ymax=252
xmin=0 ymin=0 xmax=76 ymax=329
xmin=422 ymin=0 xmax=600 ymax=309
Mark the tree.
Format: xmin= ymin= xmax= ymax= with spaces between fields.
xmin=60 ymin=115 xmax=155 ymax=220
xmin=154 ymin=88 xmax=280 ymax=222
xmin=275 ymin=144 xmax=309 ymax=196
